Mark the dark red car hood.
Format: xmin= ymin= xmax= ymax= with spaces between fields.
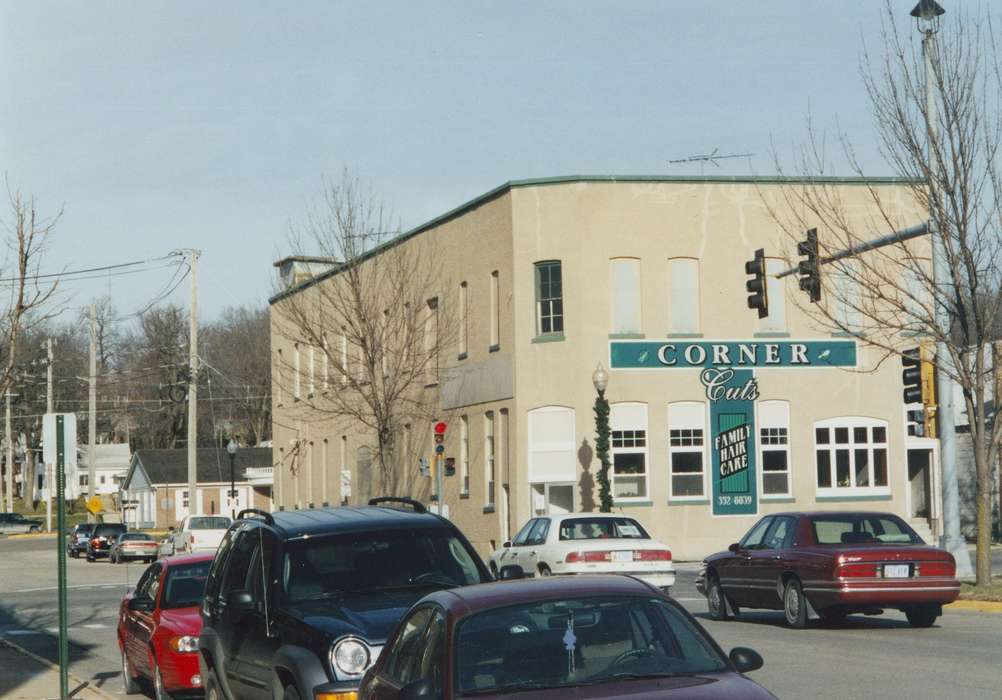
xmin=158 ymin=606 xmax=202 ymax=636
xmin=466 ymin=672 xmax=775 ymax=699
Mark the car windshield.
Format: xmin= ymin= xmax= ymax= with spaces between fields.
xmin=162 ymin=560 xmax=211 ymax=609
xmin=119 ymin=533 xmax=152 ymax=542
xmin=282 ymin=528 xmax=485 ymax=602
xmin=811 ymin=514 xmax=923 ymax=545
xmin=456 ymin=595 xmax=727 ymax=695
xmin=94 ymin=525 xmax=125 ymax=538
xmin=189 ymin=516 xmax=231 ymax=529
xmin=558 ymin=518 xmax=649 ymax=541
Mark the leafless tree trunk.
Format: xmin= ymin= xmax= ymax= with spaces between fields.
xmin=273 ymin=171 xmax=457 ymax=500
xmin=766 ymin=4 xmax=1002 ymax=585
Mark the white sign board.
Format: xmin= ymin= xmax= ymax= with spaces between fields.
xmin=42 ymin=413 xmax=78 ymax=471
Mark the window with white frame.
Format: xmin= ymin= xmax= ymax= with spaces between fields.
xmin=322 ymin=334 xmax=329 ymax=391
xmin=485 ymin=411 xmax=495 ymax=506
xmin=458 ymin=282 xmax=468 ymax=357
xmin=308 ymin=345 xmax=315 ymax=396
xmin=535 ymin=261 xmax=563 ymax=336
xmin=425 ymin=297 xmax=439 ymax=384
xmin=669 ymin=258 xmax=700 ymax=334
xmin=611 ymin=403 xmax=648 ymax=500
xmin=610 ymin=258 xmax=641 ymax=334
xmin=903 ymin=263 xmax=929 ymax=334
xmin=339 ymin=331 xmax=348 ymax=386
xmin=527 ymin=406 xmax=576 ymax=486
xmin=293 ymin=344 xmax=302 ymax=399
xmin=832 ymin=261 xmax=861 ymax=332
xmin=490 ymin=271 xmax=500 ymax=349
xmin=758 ymin=400 xmax=791 ymax=497
xmin=759 ymin=259 xmax=786 ymax=333
xmin=668 ymin=402 xmax=706 ymax=499
xmin=814 ymin=418 xmax=889 ymax=495
xmin=460 ymin=415 xmax=470 ymax=496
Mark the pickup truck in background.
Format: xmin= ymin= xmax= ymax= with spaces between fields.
xmin=167 ymin=515 xmax=232 ymax=555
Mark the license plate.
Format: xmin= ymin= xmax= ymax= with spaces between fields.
xmin=884 ymin=564 xmax=910 ymax=578
xmin=612 ymin=551 xmax=633 ymax=563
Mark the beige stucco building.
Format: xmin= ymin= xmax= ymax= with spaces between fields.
xmin=269 ymin=176 xmax=939 ymax=561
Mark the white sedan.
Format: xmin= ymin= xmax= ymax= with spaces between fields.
xmin=489 ymin=513 xmax=675 ymax=590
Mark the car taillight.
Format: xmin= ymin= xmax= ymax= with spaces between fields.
xmin=565 ymin=551 xmax=613 ymax=563
xmin=90 ymin=538 xmax=100 ymax=546
xmin=637 ymin=550 xmax=672 ymax=562
xmin=917 ymin=561 xmax=955 ymax=577
xmin=836 ymin=563 xmax=879 ymax=578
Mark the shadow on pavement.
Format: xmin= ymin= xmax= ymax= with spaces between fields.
xmin=692 ymin=609 xmax=917 ymax=630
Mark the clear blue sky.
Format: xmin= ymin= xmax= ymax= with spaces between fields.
xmin=1 ymin=1 xmax=927 ymax=321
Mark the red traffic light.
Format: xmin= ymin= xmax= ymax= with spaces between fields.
xmin=434 ymin=421 xmax=447 ymax=434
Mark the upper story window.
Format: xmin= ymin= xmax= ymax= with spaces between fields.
xmin=458 ymin=281 xmax=469 ymax=357
xmin=903 ymin=263 xmax=928 ymax=335
xmin=611 ymin=403 xmax=648 ymax=501
xmin=668 ymin=401 xmax=706 ymax=500
xmin=490 ymin=271 xmax=500 ymax=350
xmin=814 ymin=417 xmax=889 ymax=497
xmin=668 ymin=258 xmax=700 ymax=335
xmin=308 ymin=344 xmax=316 ymax=397
xmin=293 ymin=343 xmax=302 ymax=400
xmin=759 ymin=259 xmax=786 ymax=334
xmin=424 ymin=297 xmax=439 ymax=385
xmin=758 ymin=400 xmax=791 ymax=498
xmin=485 ymin=411 xmax=496 ymax=506
xmin=460 ymin=415 xmax=470 ymax=496
xmin=534 ymin=261 xmax=563 ymax=336
xmin=610 ymin=258 xmax=641 ymax=335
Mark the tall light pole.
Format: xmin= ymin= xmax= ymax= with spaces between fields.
xmin=227 ymin=439 xmax=237 ymax=519
xmin=911 ymin=0 xmax=973 ymax=576
xmin=592 ymin=363 xmax=612 ymax=513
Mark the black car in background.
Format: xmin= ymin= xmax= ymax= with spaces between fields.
xmin=67 ymin=523 xmax=95 ymax=557
xmin=86 ymin=522 xmax=127 ymax=561
xmin=199 ymin=498 xmax=492 ymax=700
xmin=0 ymin=512 xmax=43 ymax=534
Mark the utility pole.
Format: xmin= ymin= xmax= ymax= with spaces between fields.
xmin=187 ymin=250 xmax=200 ymax=517
xmin=88 ymin=304 xmax=97 ymax=513
xmin=4 ymin=391 xmax=12 ymax=511
xmin=46 ymin=338 xmax=53 ymax=533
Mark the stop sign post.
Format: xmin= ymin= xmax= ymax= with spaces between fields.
xmin=433 ymin=422 xmax=447 ymax=514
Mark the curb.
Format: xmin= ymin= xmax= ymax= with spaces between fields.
xmin=0 ymin=637 xmax=116 ymax=700
xmin=947 ymin=599 xmax=1002 ymax=613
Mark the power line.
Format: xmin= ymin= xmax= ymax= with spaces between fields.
xmin=0 ymin=252 xmax=183 ymax=284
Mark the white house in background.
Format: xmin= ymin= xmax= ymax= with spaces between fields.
xmin=77 ymin=443 xmax=132 ymax=496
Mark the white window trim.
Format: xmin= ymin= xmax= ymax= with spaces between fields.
xmin=668 ymin=257 xmax=701 ymax=335
xmin=339 ymin=332 xmax=348 ymax=386
xmin=460 ymin=415 xmax=470 ymax=496
xmin=322 ymin=334 xmax=329 ymax=391
xmin=758 ymin=400 xmax=792 ymax=500
xmin=293 ymin=344 xmax=301 ymax=400
xmin=485 ymin=411 xmax=496 ymax=506
xmin=308 ymin=345 xmax=315 ymax=397
xmin=459 ymin=281 xmax=468 ymax=356
xmin=813 ymin=416 xmax=891 ymax=498
xmin=610 ymin=402 xmax=649 ymax=502
xmin=489 ymin=271 xmax=500 ymax=349
xmin=610 ymin=257 xmax=642 ymax=335
xmin=668 ymin=401 xmax=708 ymax=502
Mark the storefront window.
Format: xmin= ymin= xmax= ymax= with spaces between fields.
xmin=759 ymin=400 xmax=791 ymax=498
xmin=814 ymin=418 xmax=889 ymax=497
xmin=668 ymin=402 xmax=706 ymax=499
xmin=611 ymin=403 xmax=648 ymax=500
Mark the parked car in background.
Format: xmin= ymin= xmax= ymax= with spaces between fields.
xmin=67 ymin=523 xmax=96 ymax=557
xmin=489 ymin=514 xmax=676 ymax=590
xmin=359 ymin=573 xmax=774 ymax=699
xmin=171 ymin=515 xmax=232 ymax=554
xmin=199 ymin=499 xmax=491 ymax=700
xmin=697 ymin=511 xmax=960 ymax=628
xmin=0 ymin=512 xmax=43 ymax=534
xmin=111 ymin=532 xmax=160 ymax=564
xmin=87 ymin=523 xmax=128 ymax=562
xmin=119 ymin=552 xmax=214 ymax=700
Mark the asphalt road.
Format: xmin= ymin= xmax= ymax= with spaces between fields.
xmin=1 ymin=536 xmax=1000 ymax=699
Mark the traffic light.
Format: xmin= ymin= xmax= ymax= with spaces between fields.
xmin=902 ymin=348 xmax=922 ymax=404
xmin=902 ymin=347 xmax=938 ymax=438
xmin=797 ymin=228 xmax=821 ymax=303
xmin=745 ymin=248 xmax=769 ymax=318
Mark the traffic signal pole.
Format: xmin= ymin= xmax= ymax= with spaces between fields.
xmin=56 ymin=414 xmax=69 ymax=699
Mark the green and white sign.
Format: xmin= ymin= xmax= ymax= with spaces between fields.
xmin=609 ymin=339 xmax=856 ymax=516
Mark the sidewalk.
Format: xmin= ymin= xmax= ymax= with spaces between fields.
xmin=0 ymin=640 xmax=113 ymax=700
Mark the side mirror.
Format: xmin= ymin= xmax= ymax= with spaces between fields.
xmin=502 ymin=541 xmax=512 ymax=548
xmin=127 ymin=597 xmax=154 ymax=612
xmin=226 ymin=589 xmax=254 ymax=616
xmin=400 ymin=678 xmax=437 ymax=700
xmin=729 ymin=647 xmax=763 ymax=673
xmin=498 ymin=564 xmax=525 ymax=581
xmin=728 ymin=543 xmax=742 ymax=554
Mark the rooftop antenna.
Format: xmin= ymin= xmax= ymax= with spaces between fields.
xmin=668 ymin=148 xmax=755 ymax=175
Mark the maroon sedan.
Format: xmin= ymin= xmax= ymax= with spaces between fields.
xmin=697 ymin=511 xmax=960 ymax=629
xmin=119 ymin=552 xmax=214 ymax=699
xmin=359 ymin=574 xmax=775 ymax=699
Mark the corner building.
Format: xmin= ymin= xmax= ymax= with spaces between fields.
xmin=270 ymin=176 xmax=939 ymax=560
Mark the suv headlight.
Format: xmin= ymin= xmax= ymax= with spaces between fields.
xmin=331 ymin=638 xmax=371 ymax=678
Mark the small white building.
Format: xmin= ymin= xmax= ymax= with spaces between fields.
xmin=77 ymin=444 xmax=132 ymax=496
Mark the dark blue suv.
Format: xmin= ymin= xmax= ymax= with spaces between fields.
xmin=199 ymin=498 xmax=491 ymax=700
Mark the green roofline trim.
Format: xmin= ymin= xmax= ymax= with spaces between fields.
xmin=269 ymin=174 xmax=922 ymax=304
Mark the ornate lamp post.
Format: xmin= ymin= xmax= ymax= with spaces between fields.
xmin=226 ymin=439 xmax=237 ymax=519
xmin=592 ymin=363 xmax=612 ymax=512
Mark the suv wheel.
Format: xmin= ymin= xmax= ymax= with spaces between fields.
xmin=86 ymin=550 xmax=95 ymax=563
xmin=151 ymin=656 xmax=170 ymax=700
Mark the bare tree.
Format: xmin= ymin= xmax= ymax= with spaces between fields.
xmin=766 ymin=4 xmax=1002 ymax=585
xmin=273 ymin=172 xmax=457 ymax=498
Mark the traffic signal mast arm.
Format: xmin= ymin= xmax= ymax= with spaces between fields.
xmin=773 ymin=222 xmax=929 ymax=280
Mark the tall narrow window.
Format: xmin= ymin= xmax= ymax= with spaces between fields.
xmin=610 ymin=258 xmax=641 ymax=334
xmin=903 ymin=264 xmax=929 ymax=333
xmin=293 ymin=344 xmax=302 ymax=400
xmin=460 ymin=415 xmax=470 ymax=496
xmin=339 ymin=436 xmax=347 ymax=505
xmin=382 ymin=309 xmax=390 ymax=377
xmin=759 ymin=401 xmax=791 ymax=497
xmin=485 ymin=411 xmax=496 ymax=506
xmin=668 ymin=402 xmax=706 ymax=499
xmin=669 ymin=258 xmax=700 ymax=334
xmin=322 ymin=334 xmax=329 ymax=391
xmin=833 ymin=262 xmax=861 ymax=332
xmin=308 ymin=345 xmax=315 ymax=397
xmin=759 ymin=259 xmax=786 ymax=333
xmin=534 ymin=261 xmax=563 ymax=336
xmin=339 ymin=331 xmax=348 ymax=386
xmin=424 ymin=297 xmax=439 ymax=384
xmin=321 ymin=438 xmax=329 ymax=505
xmin=611 ymin=403 xmax=648 ymax=500
xmin=458 ymin=281 xmax=468 ymax=358
xmin=489 ymin=271 xmax=500 ymax=350
xmin=275 ymin=349 xmax=284 ymax=406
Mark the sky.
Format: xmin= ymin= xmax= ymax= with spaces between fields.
xmin=0 ymin=1 xmax=934 ymax=323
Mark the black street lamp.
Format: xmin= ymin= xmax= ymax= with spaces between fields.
xmin=592 ymin=363 xmax=612 ymax=513
xmin=226 ymin=439 xmax=237 ymax=519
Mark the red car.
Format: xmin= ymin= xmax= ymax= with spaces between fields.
xmin=359 ymin=574 xmax=775 ymax=699
xmin=119 ymin=552 xmax=214 ymax=699
xmin=696 ymin=511 xmax=960 ymax=629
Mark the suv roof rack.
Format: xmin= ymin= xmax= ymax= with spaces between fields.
xmin=237 ymin=508 xmax=275 ymax=525
xmin=368 ymin=497 xmax=427 ymax=514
